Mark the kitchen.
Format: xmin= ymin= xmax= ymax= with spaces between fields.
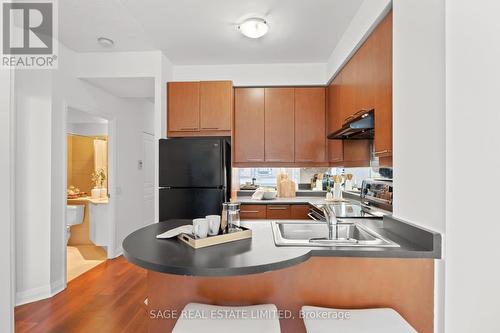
xmin=123 ymin=10 xmax=440 ymax=333
xmin=5 ymin=1 xmax=500 ymax=333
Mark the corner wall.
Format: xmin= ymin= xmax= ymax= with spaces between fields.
xmin=445 ymin=0 xmax=500 ymax=332
xmin=0 ymin=68 xmax=15 ymax=333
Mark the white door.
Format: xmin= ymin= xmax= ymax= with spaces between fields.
xmin=142 ymin=133 xmax=155 ymax=226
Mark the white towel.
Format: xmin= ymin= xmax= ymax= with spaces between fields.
xmin=156 ymin=225 xmax=193 ymax=239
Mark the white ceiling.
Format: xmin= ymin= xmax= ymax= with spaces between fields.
xmin=80 ymin=77 xmax=155 ymax=99
xmin=59 ymin=0 xmax=364 ymax=65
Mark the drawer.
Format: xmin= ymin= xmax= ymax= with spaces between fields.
xmin=266 ymin=205 xmax=291 ymax=219
xmin=240 ymin=204 xmax=267 ymax=219
xmin=290 ymin=204 xmax=311 ymax=219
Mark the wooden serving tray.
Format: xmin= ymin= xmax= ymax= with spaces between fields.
xmin=177 ymin=226 xmax=252 ymax=249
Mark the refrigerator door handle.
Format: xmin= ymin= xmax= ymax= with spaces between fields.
xmin=159 ymin=187 xmax=171 ymax=190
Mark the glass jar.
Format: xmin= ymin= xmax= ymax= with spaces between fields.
xmin=226 ymin=203 xmax=241 ymax=233
xmin=220 ymin=203 xmax=229 ymax=234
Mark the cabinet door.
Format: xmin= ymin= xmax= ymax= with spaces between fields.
xmin=295 ymin=87 xmax=326 ymax=163
xmin=167 ymin=82 xmax=200 ymax=132
xmin=200 ymin=81 xmax=232 ymax=131
xmin=373 ymin=12 xmax=393 ymax=161
xmin=266 ymin=205 xmax=291 ymax=219
xmin=234 ymin=88 xmax=265 ymax=163
xmin=240 ymin=204 xmax=267 ymax=219
xmin=327 ymin=74 xmax=344 ymax=163
xmin=290 ymin=205 xmax=311 ymax=219
xmin=340 ymin=57 xmax=357 ymax=124
xmin=354 ymin=39 xmax=376 ymax=113
xmin=265 ymin=88 xmax=295 ymax=163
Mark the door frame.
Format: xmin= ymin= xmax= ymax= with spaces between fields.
xmin=61 ymin=103 xmax=117 ymax=287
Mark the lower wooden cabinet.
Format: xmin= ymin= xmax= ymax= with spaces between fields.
xmin=266 ymin=205 xmax=291 ymax=219
xmin=290 ymin=205 xmax=310 ymax=219
xmin=239 ymin=204 xmax=311 ymax=220
xmin=239 ymin=204 xmax=267 ymax=219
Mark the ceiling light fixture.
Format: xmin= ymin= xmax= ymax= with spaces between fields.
xmin=97 ymin=37 xmax=114 ymax=48
xmin=237 ymin=18 xmax=269 ymax=39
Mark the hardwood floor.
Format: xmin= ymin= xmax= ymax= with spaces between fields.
xmin=15 ymin=256 xmax=148 ymax=333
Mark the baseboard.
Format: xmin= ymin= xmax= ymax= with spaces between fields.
xmin=110 ymin=246 xmax=123 ymax=259
xmin=15 ymin=278 xmax=66 ymax=306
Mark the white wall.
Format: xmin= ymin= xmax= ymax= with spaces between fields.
xmin=326 ymin=0 xmax=391 ymax=81
xmin=392 ymin=1 xmax=446 ymax=333
xmin=14 ymin=70 xmax=55 ymax=305
xmin=0 ymin=69 xmax=15 ymax=332
xmin=68 ymin=123 xmax=108 ymax=136
xmin=12 ymin=43 xmax=166 ymax=305
xmin=173 ymin=63 xmax=326 ymax=86
xmin=445 ymin=0 xmax=500 ymax=332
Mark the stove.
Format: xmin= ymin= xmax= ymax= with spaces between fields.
xmin=308 ymin=179 xmax=393 ymax=220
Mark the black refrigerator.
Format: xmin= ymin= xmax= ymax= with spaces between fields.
xmin=159 ymin=137 xmax=231 ymax=221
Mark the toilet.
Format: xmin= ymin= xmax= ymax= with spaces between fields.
xmin=66 ymin=205 xmax=84 ymax=243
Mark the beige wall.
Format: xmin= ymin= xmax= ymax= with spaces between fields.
xmin=67 ymin=135 xmax=107 ymax=194
xmin=67 ymin=135 xmax=107 ymax=245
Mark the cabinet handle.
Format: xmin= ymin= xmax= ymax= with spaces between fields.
xmin=297 ymin=159 xmax=314 ymax=162
xmin=268 ymin=206 xmax=288 ymax=210
xmin=201 ymin=127 xmax=219 ymax=130
xmin=266 ymin=159 xmax=285 ymax=162
xmin=374 ymin=149 xmax=392 ymax=155
xmin=246 ymin=158 xmax=264 ymax=162
xmin=330 ymin=157 xmax=342 ymax=162
xmin=179 ymin=127 xmax=198 ymax=131
xmin=354 ymin=109 xmax=372 ymax=117
xmin=241 ymin=210 xmax=260 ymax=213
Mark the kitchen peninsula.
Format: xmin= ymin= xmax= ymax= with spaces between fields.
xmin=123 ymin=217 xmax=440 ymax=333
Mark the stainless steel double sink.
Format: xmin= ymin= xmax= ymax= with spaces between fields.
xmin=271 ymin=220 xmax=399 ymax=247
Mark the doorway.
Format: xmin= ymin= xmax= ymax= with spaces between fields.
xmin=65 ymin=107 xmax=113 ymax=282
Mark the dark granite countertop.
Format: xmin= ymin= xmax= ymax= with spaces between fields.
xmin=122 ymin=217 xmax=441 ymax=276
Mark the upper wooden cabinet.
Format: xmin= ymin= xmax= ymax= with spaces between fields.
xmin=233 ymin=87 xmax=327 ymax=166
xmin=264 ymin=88 xmax=295 ymax=163
xmin=326 ymin=11 xmax=392 ymax=166
xmin=200 ymin=81 xmax=233 ymax=131
xmin=167 ymin=81 xmax=233 ymax=137
xmin=372 ymin=12 xmax=393 ymax=161
xmin=327 ymin=74 xmax=344 ymax=163
xmin=167 ymin=82 xmax=200 ymax=132
xmin=295 ymin=87 xmax=326 ymax=163
xmin=234 ymin=88 xmax=265 ymax=163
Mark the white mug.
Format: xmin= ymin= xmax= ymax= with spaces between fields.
xmin=206 ymin=215 xmax=221 ymax=236
xmin=192 ymin=218 xmax=209 ymax=239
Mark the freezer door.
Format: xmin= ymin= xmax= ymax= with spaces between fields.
xmin=159 ymin=138 xmax=223 ymax=187
xmin=159 ymin=188 xmax=224 ymax=221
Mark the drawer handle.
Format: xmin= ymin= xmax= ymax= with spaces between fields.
xmin=374 ymin=149 xmax=392 ymax=155
xmin=266 ymin=159 xmax=284 ymax=162
xmin=201 ymin=127 xmax=219 ymax=130
xmin=246 ymin=158 xmax=264 ymax=162
xmin=297 ymin=159 xmax=314 ymax=162
xmin=179 ymin=127 xmax=198 ymax=131
xmin=241 ymin=210 xmax=260 ymax=213
xmin=268 ymin=206 xmax=288 ymax=210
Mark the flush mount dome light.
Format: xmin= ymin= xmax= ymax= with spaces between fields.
xmin=237 ymin=18 xmax=269 ymax=39
xmin=97 ymin=37 xmax=114 ymax=47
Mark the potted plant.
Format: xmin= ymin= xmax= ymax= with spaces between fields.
xmin=91 ymin=168 xmax=107 ymax=199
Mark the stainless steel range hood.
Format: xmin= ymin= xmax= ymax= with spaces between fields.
xmin=327 ymin=109 xmax=374 ymax=140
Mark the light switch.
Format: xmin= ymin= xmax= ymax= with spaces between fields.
xmin=138 ymin=160 xmax=143 ymax=170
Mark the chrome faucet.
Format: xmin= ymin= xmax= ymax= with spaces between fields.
xmin=322 ymin=204 xmax=338 ymax=240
